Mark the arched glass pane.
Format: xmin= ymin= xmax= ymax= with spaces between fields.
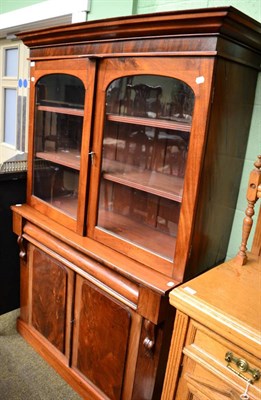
xmin=32 ymin=74 xmax=85 ymax=219
xmin=106 ymin=75 xmax=194 ymax=122
xmin=98 ymin=75 xmax=195 ymax=260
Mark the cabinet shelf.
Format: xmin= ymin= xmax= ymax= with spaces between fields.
xmin=103 ymin=159 xmax=183 ymax=202
xmin=37 ymin=104 xmax=84 ymax=117
xmin=98 ymin=209 xmax=176 ymax=260
xmin=36 ymin=150 xmax=81 ymax=170
xmin=50 ymin=195 xmax=77 ymax=218
xmin=107 ymin=113 xmax=191 ymax=132
xmin=37 ymin=194 xmax=78 ymax=218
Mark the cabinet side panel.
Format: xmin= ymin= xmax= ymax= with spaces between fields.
xmin=31 ymin=248 xmax=67 ymax=353
xmin=186 ymin=59 xmax=258 ymax=279
xmin=20 ymin=257 xmax=29 ymax=323
xmin=74 ymin=278 xmax=131 ymax=400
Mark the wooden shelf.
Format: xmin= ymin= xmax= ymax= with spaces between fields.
xmin=36 ymin=150 xmax=81 ymax=170
xmin=45 ymin=195 xmax=78 ymax=218
xmin=98 ymin=209 xmax=176 ymax=260
xmin=103 ymin=159 xmax=183 ymax=202
xmin=107 ymin=113 xmax=191 ymax=132
xmin=37 ymin=104 xmax=84 ymax=117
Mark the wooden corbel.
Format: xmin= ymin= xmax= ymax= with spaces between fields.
xmin=17 ymin=235 xmax=27 ymax=261
xmin=143 ymin=319 xmax=156 ymax=357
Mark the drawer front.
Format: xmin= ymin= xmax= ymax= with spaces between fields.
xmin=176 ymin=320 xmax=261 ymax=400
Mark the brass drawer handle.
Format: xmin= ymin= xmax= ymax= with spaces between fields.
xmin=225 ymin=351 xmax=260 ymax=384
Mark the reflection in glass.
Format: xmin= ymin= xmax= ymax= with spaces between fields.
xmin=98 ymin=75 xmax=195 ymax=260
xmin=33 ymin=74 xmax=85 ymax=218
xmin=106 ymin=75 xmax=194 ymax=122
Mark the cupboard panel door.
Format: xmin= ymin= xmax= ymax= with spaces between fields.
xmin=30 ymin=245 xmax=74 ymax=356
xmin=72 ymin=276 xmax=131 ymax=400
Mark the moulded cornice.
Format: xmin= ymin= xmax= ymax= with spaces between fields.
xmin=17 ymin=6 xmax=261 ymax=53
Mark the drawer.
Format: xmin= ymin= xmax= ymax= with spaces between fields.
xmin=176 ymin=320 xmax=261 ymax=400
xmin=177 ymin=360 xmax=248 ymax=400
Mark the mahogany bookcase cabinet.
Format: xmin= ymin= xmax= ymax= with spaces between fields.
xmin=12 ymin=7 xmax=261 ymax=400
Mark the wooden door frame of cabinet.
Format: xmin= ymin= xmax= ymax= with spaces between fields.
xmin=87 ymin=56 xmax=215 ymax=280
xmin=26 ymin=58 xmax=96 ymax=235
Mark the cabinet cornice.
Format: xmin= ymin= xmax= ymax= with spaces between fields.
xmin=17 ymin=7 xmax=260 ymax=54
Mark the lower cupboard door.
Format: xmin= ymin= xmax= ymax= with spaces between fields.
xmin=71 ymin=275 xmax=131 ymax=400
xmin=30 ymin=245 xmax=74 ymax=357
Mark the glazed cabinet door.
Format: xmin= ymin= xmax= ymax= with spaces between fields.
xmin=87 ymin=57 xmax=214 ymax=278
xmin=24 ymin=243 xmax=75 ymax=360
xmin=27 ymin=58 xmax=95 ymax=233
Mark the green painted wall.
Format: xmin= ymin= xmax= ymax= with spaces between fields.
xmin=135 ymin=0 xmax=261 ymax=21
xmin=88 ymin=0 xmax=136 ymax=20
xmin=226 ymin=74 xmax=261 ymax=258
xmin=0 ymin=0 xmax=44 ymax=14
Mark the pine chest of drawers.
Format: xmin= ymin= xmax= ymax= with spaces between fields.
xmin=162 ymin=254 xmax=261 ymax=400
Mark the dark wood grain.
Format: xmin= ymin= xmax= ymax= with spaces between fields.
xmin=31 ymin=247 xmax=67 ymax=353
xmin=183 ymin=59 xmax=259 ymax=281
xmin=73 ymin=278 xmax=131 ymax=400
xmin=17 ymin=7 xmax=260 ymax=53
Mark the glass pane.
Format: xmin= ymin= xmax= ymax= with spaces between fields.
xmin=4 ymin=88 xmax=17 ymax=146
xmin=33 ymin=74 xmax=85 ymax=219
xmin=5 ymin=48 xmax=19 ymax=77
xmin=98 ymin=75 xmax=195 ymax=260
xmin=106 ymin=75 xmax=194 ymax=122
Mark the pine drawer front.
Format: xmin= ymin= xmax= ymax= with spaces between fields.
xmin=177 ymin=319 xmax=261 ymax=400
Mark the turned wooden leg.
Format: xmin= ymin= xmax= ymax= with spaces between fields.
xmin=235 ymin=155 xmax=261 ymax=265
